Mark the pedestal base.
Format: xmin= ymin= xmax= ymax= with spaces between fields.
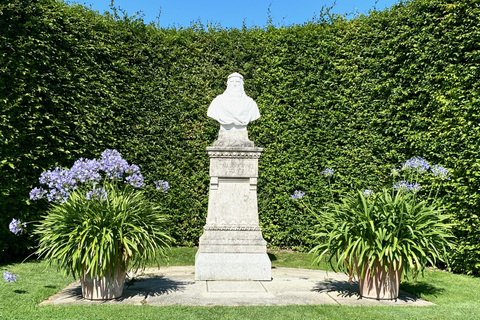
xmin=195 ymin=252 xmax=271 ymax=280
xmin=196 ymin=144 xmax=270 ymax=281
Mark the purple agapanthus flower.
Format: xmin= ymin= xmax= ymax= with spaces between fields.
xmin=30 ymin=149 xmax=149 ymax=203
xmin=36 ymin=167 xmax=76 ymax=203
xmin=125 ymin=173 xmax=145 ymax=188
xmin=9 ymin=218 xmax=26 ymax=235
xmin=101 ymin=149 xmax=122 ymax=159
xmin=46 ymin=188 xmax=69 ymax=203
xmin=401 ymin=157 xmax=430 ymax=173
xmin=394 ymin=180 xmax=421 ymax=193
xmin=29 ymin=187 xmax=47 ymax=200
xmin=410 ymin=182 xmax=421 ymax=193
xmin=291 ymin=190 xmax=305 ymax=200
xmin=86 ymin=187 xmax=107 ymax=201
xmin=126 ymin=164 xmax=141 ymax=175
xmin=322 ymin=168 xmax=334 ymax=178
xmin=431 ymin=165 xmax=451 ymax=180
xmin=70 ymin=158 xmax=102 ymax=183
xmin=100 ymin=149 xmax=130 ymax=180
xmin=154 ymin=180 xmax=169 ymax=193
xmin=3 ymin=271 xmax=18 ymax=282
xmin=394 ymin=180 xmax=410 ymax=190
xmin=363 ymin=189 xmax=374 ymax=197
xmin=39 ymin=167 xmax=77 ymax=191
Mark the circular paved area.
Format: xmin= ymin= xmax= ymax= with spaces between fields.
xmin=40 ymin=266 xmax=434 ymax=307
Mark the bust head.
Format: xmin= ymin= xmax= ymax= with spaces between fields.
xmin=226 ymin=73 xmax=244 ymax=95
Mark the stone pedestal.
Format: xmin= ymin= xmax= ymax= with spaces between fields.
xmin=195 ymin=128 xmax=271 ymax=280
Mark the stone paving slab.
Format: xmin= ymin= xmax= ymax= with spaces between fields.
xmin=207 ymin=281 xmax=266 ymax=292
xmin=39 ymin=266 xmax=434 ymax=307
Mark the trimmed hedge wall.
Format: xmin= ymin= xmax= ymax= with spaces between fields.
xmin=1 ymin=0 xmax=479 ymax=274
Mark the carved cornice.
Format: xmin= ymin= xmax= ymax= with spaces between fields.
xmin=207 ymin=146 xmax=263 ymax=152
xmin=207 ymin=146 xmax=262 ymax=159
xmin=207 ymin=151 xmax=261 ymax=159
xmin=204 ymin=225 xmax=261 ymax=231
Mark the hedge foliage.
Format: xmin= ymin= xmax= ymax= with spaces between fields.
xmin=1 ymin=0 xmax=479 ymax=274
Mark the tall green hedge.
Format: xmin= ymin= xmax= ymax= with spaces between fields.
xmin=1 ymin=0 xmax=479 ymax=274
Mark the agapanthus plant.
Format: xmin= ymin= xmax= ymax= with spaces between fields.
xmin=300 ymin=157 xmax=454 ymax=290
xmin=8 ymin=150 xmax=172 ymax=290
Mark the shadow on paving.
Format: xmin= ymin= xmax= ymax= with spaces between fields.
xmin=58 ymin=275 xmax=189 ymax=302
xmin=119 ymin=275 xmax=192 ymax=300
xmin=313 ymin=280 xmax=424 ymax=303
xmin=61 ymin=285 xmax=83 ymax=301
xmin=313 ymin=279 xmax=360 ymax=298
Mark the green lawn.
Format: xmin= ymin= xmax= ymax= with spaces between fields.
xmin=1 ymin=248 xmax=479 ymax=320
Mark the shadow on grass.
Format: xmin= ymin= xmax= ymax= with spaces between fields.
xmin=400 ymin=281 xmax=445 ymax=298
xmin=267 ymin=253 xmax=278 ymax=262
xmin=13 ymin=289 xmax=27 ymax=294
xmin=0 ymin=256 xmax=42 ymax=267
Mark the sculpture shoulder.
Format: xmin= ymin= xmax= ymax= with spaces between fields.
xmin=209 ymin=94 xmax=227 ymax=105
xmin=244 ymin=95 xmax=257 ymax=106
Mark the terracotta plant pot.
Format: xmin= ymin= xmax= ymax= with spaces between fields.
xmin=356 ymin=259 xmax=403 ymax=300
xmin=80 ymin=261 xmax=128 ymax=300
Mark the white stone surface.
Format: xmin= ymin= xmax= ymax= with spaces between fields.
xmin=195 ymin=147 xmax=271 ymax=280
xmin=213 ymin=125 xmax=254 ymax=147
xmin=41 ymin=266 xmax=434 ymax=307
xmin=197 ymin=74 xmax=270 ymax=280
xmin=207 ymin=281 xmax=266 ymax=292
xmin=207 ymin=73 xmax=260 ymax=127
xmin=195 ymin=253 xmax=271 ymax=280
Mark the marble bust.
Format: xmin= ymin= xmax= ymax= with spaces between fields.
xmin=207 ymin=73 xmax=260 ymax=128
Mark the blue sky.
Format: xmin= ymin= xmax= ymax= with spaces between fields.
xmin=75 ymin=0 xmax=401 ymax=29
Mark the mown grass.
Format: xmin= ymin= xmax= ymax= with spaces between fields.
xmin=1 ymin=248 xmax=479 ymax=320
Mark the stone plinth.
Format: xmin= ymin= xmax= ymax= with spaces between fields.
xmin=195 ymin=145 xmax=271 ymax=280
